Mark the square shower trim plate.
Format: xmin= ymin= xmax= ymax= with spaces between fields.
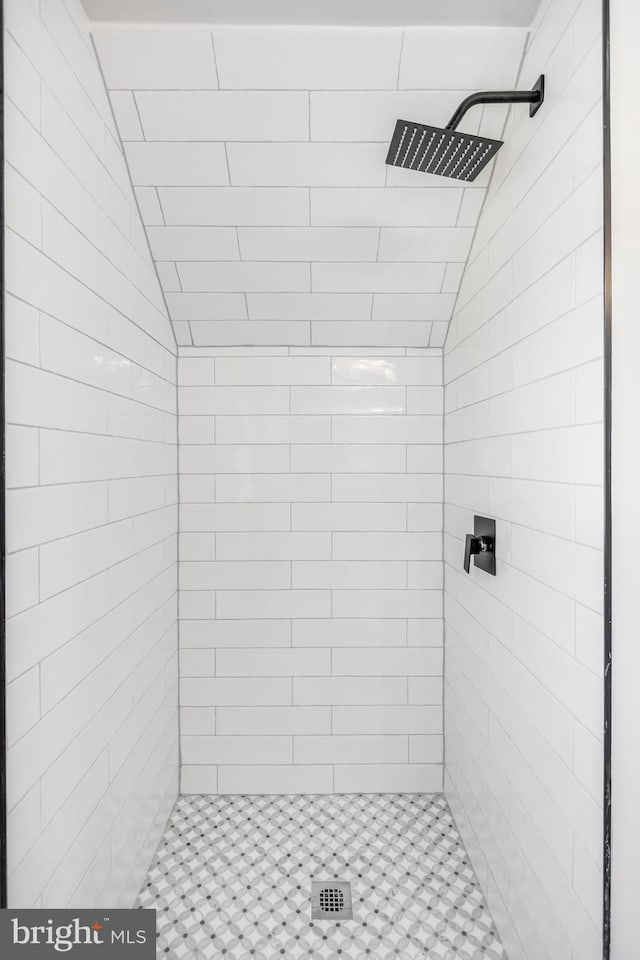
xmin=310 ymin=880 xmax=353 ymax=920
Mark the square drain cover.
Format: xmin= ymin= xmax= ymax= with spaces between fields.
xmin=311 ymin=881 xmax=353 ymax=920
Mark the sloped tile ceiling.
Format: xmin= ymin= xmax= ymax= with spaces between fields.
xmin=93 ymin=26 xmax=527 ymax=347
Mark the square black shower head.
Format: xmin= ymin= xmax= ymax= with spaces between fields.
xmin=385 ymin=119 xmax=503 ymax=182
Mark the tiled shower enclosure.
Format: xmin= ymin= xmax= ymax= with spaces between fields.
xmin=4 ymin=0 xmax=605 ymax=959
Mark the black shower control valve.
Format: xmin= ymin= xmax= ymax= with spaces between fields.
xmin=464 ymin=534 xmax=480 ymax=573
xmin=463 ymin=535 xmax=493 ymax=573
xmin=463 ymin=517 xmax=497 ymax=576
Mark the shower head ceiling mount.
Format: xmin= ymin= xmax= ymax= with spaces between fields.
xmin=385 ymin=74 xmax=545 ymax=182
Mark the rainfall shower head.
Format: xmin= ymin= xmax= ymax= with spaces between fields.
xmin=386 ymin=74 xmax=545 ymax=182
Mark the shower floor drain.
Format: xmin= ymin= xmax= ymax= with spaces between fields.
xmin=311 ymin=881 xmax=353 ymax=920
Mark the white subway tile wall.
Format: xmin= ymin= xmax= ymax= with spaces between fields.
xmin=94 ymin=25 xmax=528 ymax=347
xmin=5 ymin=0 xmax=178 ymax=908
xmin=178 ymin=349 xmax=444 ymax=793
xmin=443 ymin=1 xmax=604 ymax=959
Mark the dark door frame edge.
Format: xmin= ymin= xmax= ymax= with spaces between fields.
xmin=602 ymin=0 xmax=612 ymax=956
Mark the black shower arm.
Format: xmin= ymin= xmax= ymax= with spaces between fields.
xmin=446 ymin=74 xmax=545 ymax=131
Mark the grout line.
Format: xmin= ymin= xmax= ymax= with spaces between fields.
xmin=131 ymin=91 xmax=146 ymax=141
xmin=210 ymin=32 xmax=221 ymax=89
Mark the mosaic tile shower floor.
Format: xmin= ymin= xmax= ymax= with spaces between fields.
xmin=137 ymin=793 xmax=506 ymax=960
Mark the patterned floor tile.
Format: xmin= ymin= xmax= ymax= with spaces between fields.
xmin=137 ymin=793 xmax=506 ymax=960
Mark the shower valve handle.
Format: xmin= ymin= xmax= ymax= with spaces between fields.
xmin=464 ymin=534 xmax=493 ymax=574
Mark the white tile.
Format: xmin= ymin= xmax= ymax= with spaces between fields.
xmin=149 ymin=229 xmax=239 ymax=265
xmin=179 ymin=445 xmax=288 ymax=474
xmin=215 ymin=357 xmax=329 ymax=385
xmin=180 ymin=649 xmax=216 ymax=676
xmin=293 ymin=677 xmax=406 ymax=706
xmin=136 ymin=91 xmax=308 ymax=140
xmin=292 ymin=619 xmax=406 ymax=648
xmin=575 ymin=605 xmax=604 ymax=677
xmin=228 ymin=143 xmax=386 ymax=187
xmin=379 ymin=227 xmax=473 ymax=262
xmin=333 ymin=648 xmax=442 ymax=677
xmin=181 ymin=736 xmax=291 ymax=765
xmin=312 ymin=322 xmax=431 ymax=349
xmin=6 ymin=783 xmax=41 ymax=875
xmin=217 ymin=707 xmax=330 ymax=735
xmin=125 ymin=142 xmax=229 ymax=186
xmin=294 ymin=735 xmax=408 ymax=765
xmin=332 ymin=474 xmax=442 ymax=503
xmin=333 ymin=533 xmax=441 ymax=560
xmin=134 ymin=187 xmax=164 ymax=225
xmin=372 ymin=293 xmax=455 ymax=329
xmin=511 ymin=526 xmax=603 ymax=613
xmin=5 ymin=31 xmax=41 ymax=129
xmin=6 ymin=168 xmax=42 ymax=248
xmin=218 ymin=765 xmax=332 ymax=794
xmin=217 ymin=590 xmax=331 ymax=620
xmin=291 ymin=386 xmax=405 ymax=415
xmin=180 ymin=619 xmax=290 ymax=648
xmin=408 ymin=677 xmax=442 ymax=704
xmin=215 ymin=415 xmax=330 ymax=444
xmin=160 ymin=187 xmax=309 ymax=226
xmin=313 ymin=262 xmax=445 ymax=293
xmin=331 ymin=356 xmax=441 ymax=386
xmin=167 ymin=292 xmax=247 ymax=321
xmin=333 ymin=706 xmax=442 ymax=735
xmin=213 ymin=27 xmax=402 ymax=90
xmin=180 ymin=560 xmax=289 ymax=591
xmin=180 ymin=503 xmax=290 ymax=531
xmin=181 ymin=678 xmax=291 ymax=706
xmin=216 ymin=532 xmax=329 ymax=561
xmin=178 ymin=261 xmax=310 ymax=293
xmin=442 ymin=262 xmax=465 ymax=293
xmin=217 ymin=648 xmax=330 ymax=677
xmin=6 ymin=550 xmax=40 ymax=618
xmin=576 ymin=360 xmax=604 ymax=424
xmin=191 ymin=321 xmax=312 ymax=346
xmin=247 ymin=293 xmax=371 ymax=322
xmin=109 ymin=91 xmax=143 ymax=140
xmin=94 ymin=29 xmax=218 ymax=88
xmin=291 ymin=444 xmax=406 ymax=473
xmin=456 ymin=189 xmax=485 ymax=227
xmin=511 ymin=425 xmax=603 ymax=486
xmin=311 ymin=188 xmax=463 ymax=227
xmin=180 ymin=385 xmax=289 ymax=415
xmin=333 ymin=590 xmax=442 ymax=619
xmin=333 ymin=415 xmax=442 ymax=444
xmin=181 ymin=766 xmax=218 ymax=793
xmin=5 ymin=296 xmax=39 ymax=366
xmin=407 ymin=620 xmax=443 ymax=647
xmin=292 ymin=503 xmax=406 ymax=532
xmin=310 ymin=90 xmax=466 ymax=142
xmin=178 ymin=359 xmax=216 ymax=386
xmin=334 ymin=764 xmax=442 ymax=793
xmin=238 ymin=227 xmax=378 ymax=262
xmin=409 ymin=736 xmax=444 ymax=763
xmin=6 ymin=668 xmax=40 ymax=747
xmin=292 ymin=561 xmax=406 ymax=590
xmin=181 ymin=708 xmax=216 ymax=735
xmin=157 ymin=262 xmax=180 ymax=291
xmin=7 ymin=483 xmax=108 ymax=553
xmin=408 ymin=504 xmax=443 ymax=531
xmin=407 ymin=446 xmax=443 ymax=472
xmin=216 ymin=474 xmax=330 ymax=503
xmin=399 ymin=28 xmax=525 ymax=90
